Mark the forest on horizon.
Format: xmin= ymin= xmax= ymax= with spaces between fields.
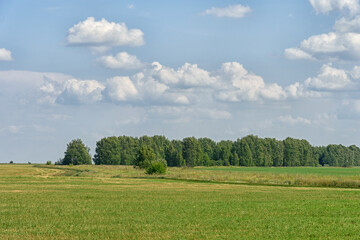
xmin=65 ymin=135 xmax=360 ymax=167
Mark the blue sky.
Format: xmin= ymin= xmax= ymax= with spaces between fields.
xmin=1 ymin=0 xmax=360 ymax=163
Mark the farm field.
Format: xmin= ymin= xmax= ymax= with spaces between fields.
xmin=0 ymin=165 xmax=359 ymax=239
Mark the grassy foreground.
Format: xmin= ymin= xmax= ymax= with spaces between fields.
xmin=0 ymin=165 xmax=359 ymax=239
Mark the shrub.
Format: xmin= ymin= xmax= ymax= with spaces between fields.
xmin=46 ymin=161 xmax=52 ymax=165
xmin=9 ymin=161 xmax=13 ymax=164
xmin=145 ymin=159 xmax=167 ymax=175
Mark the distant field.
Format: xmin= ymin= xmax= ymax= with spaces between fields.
xmin=197 ymin=166 xmax=360 ymax=176
xmin=0 ymin=165 xmax=359 ymax=239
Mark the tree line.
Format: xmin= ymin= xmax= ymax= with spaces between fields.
xmin=58 ymin=135 xmax=360 ymax=167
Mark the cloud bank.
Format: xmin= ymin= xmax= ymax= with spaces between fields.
xmin=34 ymin=61 xmax=358 ymax=107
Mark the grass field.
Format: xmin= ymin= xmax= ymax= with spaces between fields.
xmin=0 ymin=165 xmax=359 ymax=239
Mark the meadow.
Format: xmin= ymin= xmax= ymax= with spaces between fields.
xmin=0 ymin=164 xmax=359 ymax=239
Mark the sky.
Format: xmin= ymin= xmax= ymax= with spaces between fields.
xmin=1 ymin=0 xmax=360 ymax=163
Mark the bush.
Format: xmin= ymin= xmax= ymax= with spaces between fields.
xmin=9 ymin=161 xmax=13 ymax=164
xmin=145 ymin=159 xmax=167 ymax=175
xmin=46 ymin=161 xmax=52 ymax=165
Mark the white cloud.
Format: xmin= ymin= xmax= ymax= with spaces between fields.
xmin=216 ymin=62 xmax=287 ymax=102
xmin=151 ymin=62 xmax=217 ymax=87
xmin=284 ymin=48 xmax=314 ymax=60
xmin=309 ymin=0 xmax=360 ymax=15
xmin=351 ymin=65 xmax=360 ymax=78
xmin=305 ymin=63 xmax=353 ymax=90
xmin=66 ymin=17 xmax=144 ymax=51
xmin=0 ymin=48 xmax=13 ymax=61
xmin=287 ymin=1 xmax=360 ymax=61
xmin=173 ymin=95 xmax=190 ymax=105
xmin=286 ymin=32 xmax=360 ymax=60
xmin=56 ymin=79 xmax=105 ymax=104
xmin=202 ymin=4 xmax=251 ymax=18
xmin=6 ymin=62 xmax=345 ymax=109
xmin=105 ymin=76 xmax=138 ymax=101
xmin=334 ymin=16 xmax=360 ymax=32
xmin=284 ymin=82 xmax=322 ymax=98
xmin=300 ymin=32 xmax=347 ymax=53
xmin=278 ymin=115 xmax=311 ymax=125
xmin=97 ymin=52 xmax=144 ymax=69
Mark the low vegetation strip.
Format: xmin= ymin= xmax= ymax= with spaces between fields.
xmin=33 ymin=165 xmax=360 ymax=188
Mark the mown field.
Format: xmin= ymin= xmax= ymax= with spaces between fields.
xmin=0 ymin=165 xmax=359 ymax=239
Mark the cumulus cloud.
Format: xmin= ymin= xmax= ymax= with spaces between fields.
xmin=151 ymin=62 xmax=217 ymax=87
xmin=334 ymin=16 xmax=360 ymax=32
xmin=286 ymin=31 xmax=360 ymax=61
xmin=57 ymin=79 xmax=105 ymax=104
xmin=28 ymin=61 xmax=352 ymax=107
xmin=286 ymin=0 xmax=360 ymax=61
xmin=305 ymin=63 xmax=353 ymax=90
xmin=0 ymin=48 xmax=13 ymax=61
xmin=39 ymin=77 xmax=105 ymax=105
xmin=97 ymin=52 xmax=144 ymax=69
xmin=66 ymin=17 xmax=144 ymax=52
xmin=285 ymin=82 xmax=323 ymax=98
xmin=202 ymin=4 xmax=251 ymax=18
xmin=284 ymin=48 xmax=315 ymax=60
xmin=105 ymin=76 xmax=138 ymax=101
xmin=215 ymin=62 xmax=287 ymax=102
xmin=309 ymin=0 xmax=360 ymax=15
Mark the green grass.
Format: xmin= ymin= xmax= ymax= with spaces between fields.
xmin=0 ymin=165 xmax=359 ymax=239
xmin=197 ymin=166 xmax=360 ymax=176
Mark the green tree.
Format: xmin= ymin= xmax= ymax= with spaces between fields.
xmin=62 ymin=139 xmax=92 ymax=165
xmin=238 ymin=139 xmax=253 ymax=166
xmin=93 ymin=137 xmax=121 ymax=165
xmin=229 ymin=152 xmax=240 ymax=166
xmin=118 ymin=136 xmax=139 ymax=165
xmin=201 ymin=153 xmax=211 ymax=166
xmin=182 ymin=137 xmax=202 ymax=167
xmin=198 ymin=137 xmax=216 ymax=160
xmin=283 ymin=137 xmax=301 ymax=166
xmin=134 ymin=145 xmax=156 ymax=169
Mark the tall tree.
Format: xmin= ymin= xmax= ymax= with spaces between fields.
xmin=62 ymin=139 xmax=92 ymax=165
xmin=134 ymin=145 xmax=156 ymax=169
xmin=182 ymin=137 xmax=202 ymax=167
xmin=93 ymin=136 xmax=121 ymax=165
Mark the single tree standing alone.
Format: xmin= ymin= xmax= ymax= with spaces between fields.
xmin=61 ymin=139 xmax=92 ymax=165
